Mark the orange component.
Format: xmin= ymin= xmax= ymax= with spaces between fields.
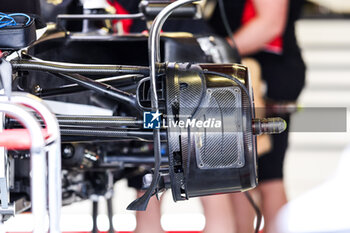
xmin=0 ymin=129 xmax=50 ymax=150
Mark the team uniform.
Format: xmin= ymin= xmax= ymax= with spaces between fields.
xmin=209 ymin=0 xmax=306 ymax=181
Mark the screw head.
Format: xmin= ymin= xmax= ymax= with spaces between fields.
xmin=62 ymin=144 xmax=74 ymax=159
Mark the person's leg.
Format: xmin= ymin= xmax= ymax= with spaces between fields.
xmin=242 ymin=58 xmax=271 ymax=155
xmin=134 ymin=191 xmax=164 ymax=233
xmin=258 ymin=179 xmax=287 ymax=233
xmin=230 ymin=192 xmax=258 ymax=233
xmin=218 ymin=58 xmax=267 ymax=233
xmin=258 ymin=113 xmax=290 ymax=233
xmin=201 ymin=194 xmax=235 ymax=233
xmin=200 ymin=58 xmax=272 ymax=233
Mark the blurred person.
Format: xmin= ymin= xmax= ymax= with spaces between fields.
xmin=201 ymin=194 xmax=236 ymax=233
xmin=125 ymin=167 xmax=165 ymax=233
xmin=204 ymin=0 xmax=306 ymax=232
xmin=201 ymin=55 xmax=272 ymax=233
xmin=134 ymin=191 xmax=164 ymax=233
xmin=200 ymin=56 xmax=271 ymax=233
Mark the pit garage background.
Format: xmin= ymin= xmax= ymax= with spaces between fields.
xmin=3 ymin=0 xmax=350 ymax=232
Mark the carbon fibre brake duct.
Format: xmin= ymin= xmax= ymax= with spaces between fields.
xmin=165 ymin=62 xmax=273 ymax=201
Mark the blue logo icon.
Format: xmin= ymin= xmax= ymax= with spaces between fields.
xmin=143 ymin=110 xmax=162 ymax=129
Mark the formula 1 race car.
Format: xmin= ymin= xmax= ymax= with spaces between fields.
xmin=0 ymin=0 xmax=285 ymax=232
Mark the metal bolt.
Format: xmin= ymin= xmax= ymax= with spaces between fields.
xmin=33 ymin=85 xmax=42 ymax=94
xmin=62 ymin=144 xmax=74 ymax=159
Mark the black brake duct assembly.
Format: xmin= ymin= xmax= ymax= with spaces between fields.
xmin=126 ymin=0 xmax=286 ymax=210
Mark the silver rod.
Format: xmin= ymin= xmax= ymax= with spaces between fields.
xmin=55 ymin=115 xmax=142 ymax=127
xmin=57 ymin=13 xmax=144 ymax=20
xmin=11 ymin=59 xmax=150 ymax=75
xmin=0 ymin=103 xmax=46 ymax=233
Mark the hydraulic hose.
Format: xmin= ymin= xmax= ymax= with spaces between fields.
xmin=55 ymin=73 xmax=140 ymax=111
